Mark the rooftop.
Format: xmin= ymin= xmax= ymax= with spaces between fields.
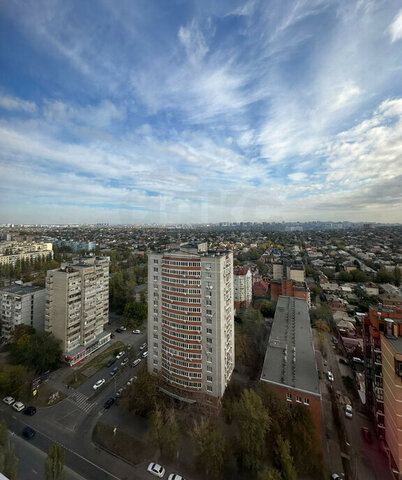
xmin=0 ymin=284 xmax=45 ymax=295
xmin=260 ymin=296 xmax=320 ymax=396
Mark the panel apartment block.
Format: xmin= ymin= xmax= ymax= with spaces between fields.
xmin=45 ymin=256 xmax=110 ymax=366
xmin=0 ymin=284 xmax=46 ymax=342
xmin=148 ymin=244 xmax=234 ymax=406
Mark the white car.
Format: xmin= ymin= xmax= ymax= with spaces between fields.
xmin=139 ymin=342 xmax=147 ymax=351
xmin=116 ymin=351 xmax=125 ymax=359
xmin=327 ymin=371 xmax=334 ymax=382
xmin=120 ymin=326 xmax=127 ymax=332
xmin=147 ymin=462 xmax=165 ymax=478
xmin=121 ymin=358 xmax=129 ymax=367
xmin=3 ymin=396 xmax=15 ymax=405
xmin=132 ymin=358 xmax=141 ymax=367
xmin=127 ymin=377 xmax=134 ymax=386
xmin=12 ymin=401 xmax=25 ymax=412
xmin=345 ymin=404 xmax=353 ymax=419
xmin=331 ymin=474 xmax=342 ymax=480
xmin=133 ymin=329 xmax=141 ymax=334
xmin=142 ymin=350 xmax=149 ymax=358
xmin=93 ymin=379 xmax=105 ymax=390
xmin=168 ymin=475 xmax=184 ymax=480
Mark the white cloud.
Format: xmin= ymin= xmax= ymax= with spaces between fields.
xmin=389 ymin=9 xmax=402 ymax=43
xmin=0 ymin=95 xmax=36 ymax=113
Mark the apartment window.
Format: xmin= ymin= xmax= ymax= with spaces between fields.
xmin=153 ymin=334 xmax=158 ymax=339
xmin=207 ymin=347 xmax=213 ymax=353
xmin=304 ymin=398 xmax=310 ymax=406
xmin=206 ymin=318 xmax=212 ymax=324
xmin=153 ymin=359 xmax=158 ymax=365
xmin=286 ymin=393 xmax=292 ymax=402
xmin=207 ymin=338 xmax=212 ymax=343
xmin=296 ymin=395 xmax=302 ymax=403
xmin=207 ymin=385 xmax=213 ymax=392
xmin=154 ymin=259 xmax=158 ymax=264
xmin=153 ymin=342 xmax=158 ymax=347
xmin=207 ymin=328 xmax=212 ymax=334
xmin=207 ymin=365 xmax=212 ymax=373
xmin=153 ymin=276 xmax=158 ymax=281
xmin=153 ymin=325 xmax=158 ymax=331
xmin=154 ymin=267 xmax=159 ymax=272
xmin=207 ymin=376 xmax=212 ymax=382
xmin=395 ymin=359 xmax=402 ymax=378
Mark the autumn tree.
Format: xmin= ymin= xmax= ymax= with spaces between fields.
xmin=275 ymin=435 xmax=296 ymax=480
xmin=45 ymin=445 xmax=66 ymax=480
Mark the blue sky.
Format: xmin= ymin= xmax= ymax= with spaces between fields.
xmin=0 ymin=0 xmax=402 ymax=224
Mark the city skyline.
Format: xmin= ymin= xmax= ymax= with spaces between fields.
xmin=1 ymin=1 xmax=402 ymax=224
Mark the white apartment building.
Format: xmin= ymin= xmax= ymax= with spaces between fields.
xmin=148 ymin=244 xmax=235 ymax=406
xmin=45 ymin=256 xmax=110 ymax=366
xmin=0 ymin=241 xmax=53 ymax=266
xmin=0 ymin=284 xmax=46 ymax=342
xmin=233 ymin=266 xmax=252 ymax=311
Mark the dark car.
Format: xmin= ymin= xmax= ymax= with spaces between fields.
xmin=106 ymin=358 xmax=116 ymax=368
xmin=22 ymin=426 xmax=35 ymax=439
xmin=104 ymin=397 xmax=115 ymax=409
xmin=115 ymin=327 xmax=122 ymax=333
xmin=23 ymin=406 xmax=37 ymax=416
xmin=109 ymin=366 xmax=119 ymax=376
xmin=339 ymin=358 xmax=349 ymax=365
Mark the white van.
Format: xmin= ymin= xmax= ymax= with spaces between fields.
xmin=142 ymin=350 xmax=148 ymax=358
xmin=353 ymin=357 xmax=364 ymax=364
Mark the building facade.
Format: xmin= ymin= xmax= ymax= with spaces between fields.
xmin=364 ymin=303 xmax=402 ymax=476
xmin=270 ymin=278 xmax=310 ymax=306
xmin=0 ymin=284 xmax=46 ymax=342
xmin=148 ymin=244 xmax=234 ymax=406
xmin=233 ymin=266 xmax=252 ymax=311
xmin=260 ymin=296 xmax=322 ymax=438
xmin=45 ymin=256 xmax=110 ymax=366
xmin=0 ymin=241 xmax=53 ymax=266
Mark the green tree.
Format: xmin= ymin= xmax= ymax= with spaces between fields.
xmin=193 ymin=418 xmax=227 ymax=480
xmin=123 ymin=368 xmax=159 ymax=417
xmin=45 ymin=444 xmax=65 ymax=480
xmin=394 ymin=267 xmax=401 ymax=286
xmin=0 ymin=421 xmax=18 ymax=480
xmin=10 ymin=331 xmax=62 ymax=373
xmin=148 ymin=406 xmax=179 ymax=459
xmin=275 ymin=435 xmax=296 ymax=480
xmin=257 ymin=468 xmax=282 ymax=480
xmin=375 ymin=269 xmax=395 ymax=284
xmin=259 ymin=300 xmax=276 ymax=318
xmin=0 ymin=364 xmax=33 ymax=398
xmin=233 ymin=389 xmax=271 ymax=471
xmin=123 ymin=301 xmax=147 ymax=328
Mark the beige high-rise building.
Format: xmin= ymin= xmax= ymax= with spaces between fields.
xmin=45 ymin=256 xmax=110 ymax=366
xmin=148 ymin=244 xmax=234 ymax=406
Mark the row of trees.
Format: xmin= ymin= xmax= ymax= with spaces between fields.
xmin=121 ymin=368 xmax=321 ymax=480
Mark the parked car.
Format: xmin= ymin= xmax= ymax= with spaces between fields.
xmin=2 ymin=396 xmax=15 ymax=405
xmin=121 ymin=358 xmax=129 ymax=367
xmin=361 ymin=427 xmax=372 ymax=443
xmin=142 ymin=350 xmax=149 ymax=358
xmin=120 ymin=326 xmax=127 ymax=332
xmin=139 ymin=342 xmax=147 ymax=351
xmin=106 ymin=358 xmax=116 ymax=367
xmin=23 ymin=406 xmax=37 ymax=416
xmin=12 ymin=401 xmax=25 ymax=412
xmin=93 ymin=379 xmax=106 ymax=390
xmin=115 ymin=327 xmax=122 ymax=333
xmin=133 ymin=329 xmax=141 ymax=334
xmin=353 ymin=357 xmax=364 ymax=364
xmin=345 ymin=404 xmax=353 ymax=419
xmin=115 ymin=388 xmax=124 ymax=398
xmin=116 ymin=351 xmax=125 ymax=359
xmin=168 ymin=475 xmax=184 ymax=480
xmin=109 ymin=367 xmax=119 ymax=376
xmin=127 ymin=377 xmax=134 ymax=386
xmin=339 ymin=358 xmax=349 ymax=365
xmin=331 ymin=475 xmax=341 ymax=480
xmin=22 ymin=426 xmax=36 ymax=440
xmin=110 ymin=333 xmax=115 ymax=338
xmin=327 ymin=371 xmax=334 ymax=382
xmin=332 ymin=336 xmax=338 ymax=344
xmin=104 ymin=397 xmax=115 ymax=409
xmin=147 ymin=462 xmax=165 ymax=478
xmin=132 ymin=358 xmax=141 ymax=367
xmin=127 ymin=344 xmax=132 ymax=350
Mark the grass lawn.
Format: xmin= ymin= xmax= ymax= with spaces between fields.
xmin=93 ymin=422 xmax=154 ymax=465
xmin=64 ymin=341 xmax=124 ymax=388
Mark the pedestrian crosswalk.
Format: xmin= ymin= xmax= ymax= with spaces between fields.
xmin=66 ymin=391 xmax=95 ymax=413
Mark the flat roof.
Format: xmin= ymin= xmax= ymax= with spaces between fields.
xmin=260 ymin=296 xmax=320 ymax=396
xmin=0 ymin=284 xmax=45 ymax=295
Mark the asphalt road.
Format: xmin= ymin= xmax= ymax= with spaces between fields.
xmin=0 ymin=316 xmax=152 ymax=480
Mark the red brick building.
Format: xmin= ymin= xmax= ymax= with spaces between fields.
xmin=270 ymin=278 xmax=310 ymax=306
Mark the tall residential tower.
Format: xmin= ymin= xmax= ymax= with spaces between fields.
xmin=45 ymin=256 xmax=110 ymax=365
xmin=148 ymin=243 xmax=234 ymax=406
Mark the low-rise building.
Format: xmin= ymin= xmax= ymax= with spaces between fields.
xmin=270 ymin=278 xmax=310 ymax=306
xmin=260 ymin=296 xmax=322 ymax=438
xmin=0 ymin=284 xmax=46 ymax=342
